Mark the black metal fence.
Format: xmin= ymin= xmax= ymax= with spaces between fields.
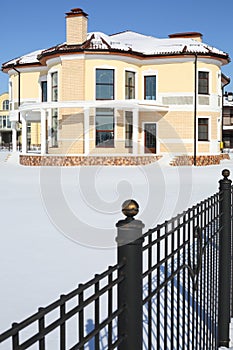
xmin=0 ymin=169 xmax=232 ymax=349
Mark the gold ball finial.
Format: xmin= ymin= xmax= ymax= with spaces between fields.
xmin=122 ymin=199 xmax=139 ymax=219
xmin=222 ymin=169 xmax=230 ymax=179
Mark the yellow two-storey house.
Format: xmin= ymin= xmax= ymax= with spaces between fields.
xmin=2 ymin=8 xmax=230 ymax=166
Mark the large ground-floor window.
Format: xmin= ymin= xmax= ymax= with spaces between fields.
xmin=0 ymin=115 xmax=11 ymax=129
xmin=125 ymin=111 xmax=133 ymax=148
xmin=223 ymin=131 xmax=233 ymax=148
xmin=96 ymin=108 xmax=114 ymax=147
xmin=51 ymin=109 xmax=58 ymax=147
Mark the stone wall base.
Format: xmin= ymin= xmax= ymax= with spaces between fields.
xmin=170 ymin=154 xmax=230 ymax=166
xmin=19 ymin=155 xmax=162 ymax=166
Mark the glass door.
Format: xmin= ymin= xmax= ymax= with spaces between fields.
xmin=144 ymin=123 xmax=156 ymax=153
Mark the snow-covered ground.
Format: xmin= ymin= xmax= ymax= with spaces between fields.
xmin=0 ymin=151 xmax=233 ymax=334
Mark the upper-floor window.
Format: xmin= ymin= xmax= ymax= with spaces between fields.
xmin=96 ymin=108 xmax=114 ymax=147
xmin=2 ymin=100 xmax=9 ymax=110
xmin=144 ymin=76 xmax=156 ymax=100
xmin=41 ymin=81 xmax=47 ymax=102
xmin=198 ymin=71 xmax=209 ymax=95
xmin=198 ymin=118 xmax=209 ymax=141
xmin=51 ymin=72 xmax=58 ymax=101
xmin=96 ymin=69 xmax=114 ymax=100
xmin=125 ymin=71 xmax=135 ymax=99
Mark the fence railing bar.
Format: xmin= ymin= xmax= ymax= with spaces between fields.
xmin=156 ymin=228 xmax=161 ymax=350
xmin=206 ymin=200 xmax=210 ymax=348
xmin=182 ymin=214 xmax=186 ymax=350
xmin=170 ymin=219 xmax=175 ymax=350
xmin=142 ymin=193 xmax=219 ymax=239
xmin=38 ymin=308 xmax=45 ymax=350
xmin=164 ymin=223 xmax=168 ymax=350
xmin=0 ymin=264 xmax=124 ymax=343
xmin=142 ymin=240 xmax=194 ymax=279
xmin=202 ymin=202 xmax=206 ymax=348
xmin=60 ymin=295 xmax=66 ymax=350
xmin=11 ymin=323 xmax=19 ymax=350
xmin=78 ymin=288 xmax=84 ymax=350
xmin=69 ymin=306 xmax=126 ymax=350
xmin=94 ymin=278 xmax=100 ymax=350
xmin=107 ymin=272 xmax=113 ymax=348
xmin=0 ymin=273 xmax=124 ymax=345
xmin=63 ymin=275 xmax=125 ymax=325
xmin=147 ymin=231 xmax=152 ymax=350
xmin=176 ymin=216 xmax=181 ymax=349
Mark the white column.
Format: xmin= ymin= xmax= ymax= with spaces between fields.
xmin=40 ymin=109 xmax=47 ymax=155
xmin=21 ymin=115 xmax=27 ymax=154
xmin=47 ymin=109 xmax=52 ymax=148
xmin=133 ymin=108 xmax=139 ymax=155
xmin=84 ymin=108 xmax=90 ymax=155
xmin=12 ymin=122 xmax=17 ymax=152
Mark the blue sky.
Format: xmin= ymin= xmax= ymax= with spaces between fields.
xmin=0 ymin=0 xmax=233 ymax=94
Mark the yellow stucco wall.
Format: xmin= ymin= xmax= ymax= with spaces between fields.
xmin=7 ymin=53 xmax=223 ymax=155
xmin=83 ymin=58 xmax=221 ymax=99
xmin=10 ymin=72 xmax=41 ymax=101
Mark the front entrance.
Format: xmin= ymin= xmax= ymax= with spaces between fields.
xmin=144 ymin=123 xmax=156 ymax=153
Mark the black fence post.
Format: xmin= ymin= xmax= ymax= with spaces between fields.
xmin=218 ymin=169 xmax=232 ymax=347
xmin=116 ymin=199 xmax=144 ymax=350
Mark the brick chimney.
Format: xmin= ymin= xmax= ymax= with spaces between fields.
xmin=66 ymin=8 xmax=88 ymax=45
xmin=169 ymin=32 xmax=203 ymax=42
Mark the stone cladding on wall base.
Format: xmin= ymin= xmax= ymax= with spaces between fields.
xmin=19 ymin=155 xmax=162 ymax=166
xmin=170 ymin=154 xmax=230 ymax=166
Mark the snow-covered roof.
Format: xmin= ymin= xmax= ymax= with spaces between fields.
xmin=2 ymin=30 xmax=229 ymax=69
xmin=3 ymin=49 xmax=43 ymax=67
xmin=89 ymin=30 xmax=228 ymax=56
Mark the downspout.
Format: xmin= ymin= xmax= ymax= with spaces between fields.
xmin=194 ymin=53 xmax=197 ymax=166
xmin=12 ymin=67 xmax=21 ymax=123
xmin=221 ymin=81 xmax=230 ymax=151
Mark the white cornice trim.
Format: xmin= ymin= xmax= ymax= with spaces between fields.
xmin=61 ymin=54 xmax=85 ymax=61
xmin=46 ymin=57 xmax=62 ymax=67
xmin=18 ymin=99 xmax=169 ymax=112
xmin=61 ymin=53 xmax=224 ymax=67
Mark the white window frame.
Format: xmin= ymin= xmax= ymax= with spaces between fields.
xmin=39 ymin=75 xmax=48 ymax=102
xmin=124 ymin=111 xmax=133 ymax=148
xmin=94 ymin=107 xmax=116 ymax=148
xmin=142 ymin=121 xmax=158 ymax=154
xmin=48 ymin=69 xmax=59 ymax=102
xmin=94 ymin=65 xmax=116 ymax=101
xmin=197 ymin=116 xmax=211 ymax=142
xmin=124 ymin=68 xmax=138 ymax=100
xmin=198 ymin=68 xmax=212 ymax=95
xmin=142 ymin=70 xmax=158 ymax=101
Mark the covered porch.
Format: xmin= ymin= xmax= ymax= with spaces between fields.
xmin=11 ymin=100 xmax=168 ymax=164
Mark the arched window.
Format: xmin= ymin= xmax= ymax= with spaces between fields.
xmin=2 ymin=100 xmax=9 ymax=110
